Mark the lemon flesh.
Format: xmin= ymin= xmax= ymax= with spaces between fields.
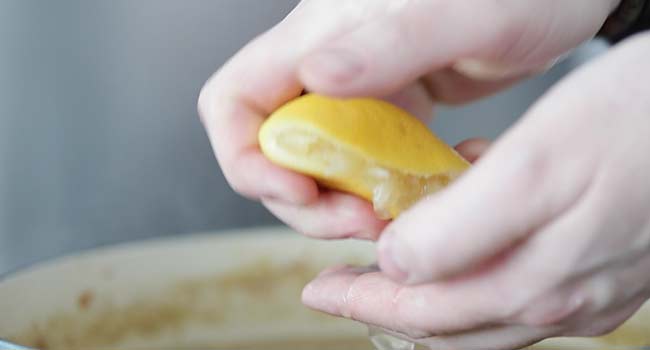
xmin=259 ymin=94 xmax=470 ymax=219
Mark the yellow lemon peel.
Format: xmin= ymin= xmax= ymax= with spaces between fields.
xmin=259 ymin=93 xmax=469 ymax=218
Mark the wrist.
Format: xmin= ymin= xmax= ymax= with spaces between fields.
xmin=598 ymin=0 xmax=650 ymax=43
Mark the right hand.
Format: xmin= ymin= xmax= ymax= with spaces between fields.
xmin=198 ymin=0 xmax=619 ymax=240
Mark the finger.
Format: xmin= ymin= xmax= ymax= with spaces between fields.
xmin=302 ymin=266 xmax=514 ymax=336
xmin=510 ymin=188 xmax=650 ymax=327
xmin=263 ymin=191 xmax=388 ymax=240
xmin=421 ymin=67 xmax=525 ymax=105
xmin=476 ymin=33 xmax=650 ymax=322
xmin=197 ymin=0 xmax=388 ymax=204
xmin=303 ymin=267 xmax=563 ymax=348
xmin=261 ymin=81 xmax=430 ymax=239
xmin=198 ymin=28 xmax=315 ymax=204
xmin=299 ymin=0 xmax=614 ymax=98
xmin=454 ymin=138 xmax=491 ymax=163
xmin=376 ymin=27 xmax=650 ymax=302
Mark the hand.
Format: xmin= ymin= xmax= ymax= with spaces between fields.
xmin=302 ymin=34 xmax=650 ymax=349
xmin=198 ymin=0 xmax=618 ymax=241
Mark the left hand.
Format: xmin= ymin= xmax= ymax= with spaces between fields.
xmin=302 ymin=34 xmax=650 ymax=350
xmin=198 ymin=0 xmax=617 ymax=242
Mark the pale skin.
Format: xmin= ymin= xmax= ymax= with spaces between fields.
xmin=198 ymin=1 xmax=650 ymax=349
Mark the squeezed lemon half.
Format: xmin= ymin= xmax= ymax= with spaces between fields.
xmin=258 ymin=93 xmax=470 ymax=219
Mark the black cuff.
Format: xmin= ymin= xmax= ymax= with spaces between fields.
xmin=598 ymin=0 xmax=650 ymax=43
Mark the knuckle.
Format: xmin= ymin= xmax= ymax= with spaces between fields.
xmin=197 ymin=75 xmax=218 ymax=126
xmin=197 ymin=67 xmax=229 ymax=128
xmin=196 ymin=82 xmax=208 ymax=117
xmin=343 ymin=274 xmax=434 ymax=338
xmin=222 ymin=161 xmax=256 ymax=199
xmin=517 ymin=289 xmax=586 ymax=327
xmin=197 ymin=93 xmax=209 ymax=126
xmin=341 ymin=274 xmax=366 ymax=321
xmin=226 ymin=176 xmax=252 ymax=198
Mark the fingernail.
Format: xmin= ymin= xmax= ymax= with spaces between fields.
xmin=377 ymin=230 xmax=410 ymax=283
xmin=303 ymin=48 xmax=364 ymax=82
xmin=453 ymin=58 xmax=527 ymax=81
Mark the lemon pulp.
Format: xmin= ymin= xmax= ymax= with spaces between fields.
xmin=263 ymin=127 xmax=463 ymax=219
xmin=259 ymin=93 xmax=469 ymax=219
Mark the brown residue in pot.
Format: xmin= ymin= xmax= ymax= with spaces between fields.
xmin=9 ymin=257 xmax=365 ymax=350
xmin=77 ymin=290 xmax=94 ymax=311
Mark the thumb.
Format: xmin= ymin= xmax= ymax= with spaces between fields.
xmin=376 ymin=125 xmax=594 ymax=284
xmin=377 ymin=30 xmax=650 ymax=284
xmin=298 ymin=0 xmax=614 ymax=97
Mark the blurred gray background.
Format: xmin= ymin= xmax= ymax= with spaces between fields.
xmin=0 ymin=1 xmax=608 ymax=274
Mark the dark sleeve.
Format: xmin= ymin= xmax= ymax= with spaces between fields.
xmin=598 ymin=0 xmax=650 ymax=43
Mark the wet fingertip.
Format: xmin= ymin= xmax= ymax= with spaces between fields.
xmin=301 ymin=277 xmax=337 ymax=314
xmin=377 ymin=232 xmax=410 ymax=284
xmin=301 ymin=279 xmax=320 ymax=308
